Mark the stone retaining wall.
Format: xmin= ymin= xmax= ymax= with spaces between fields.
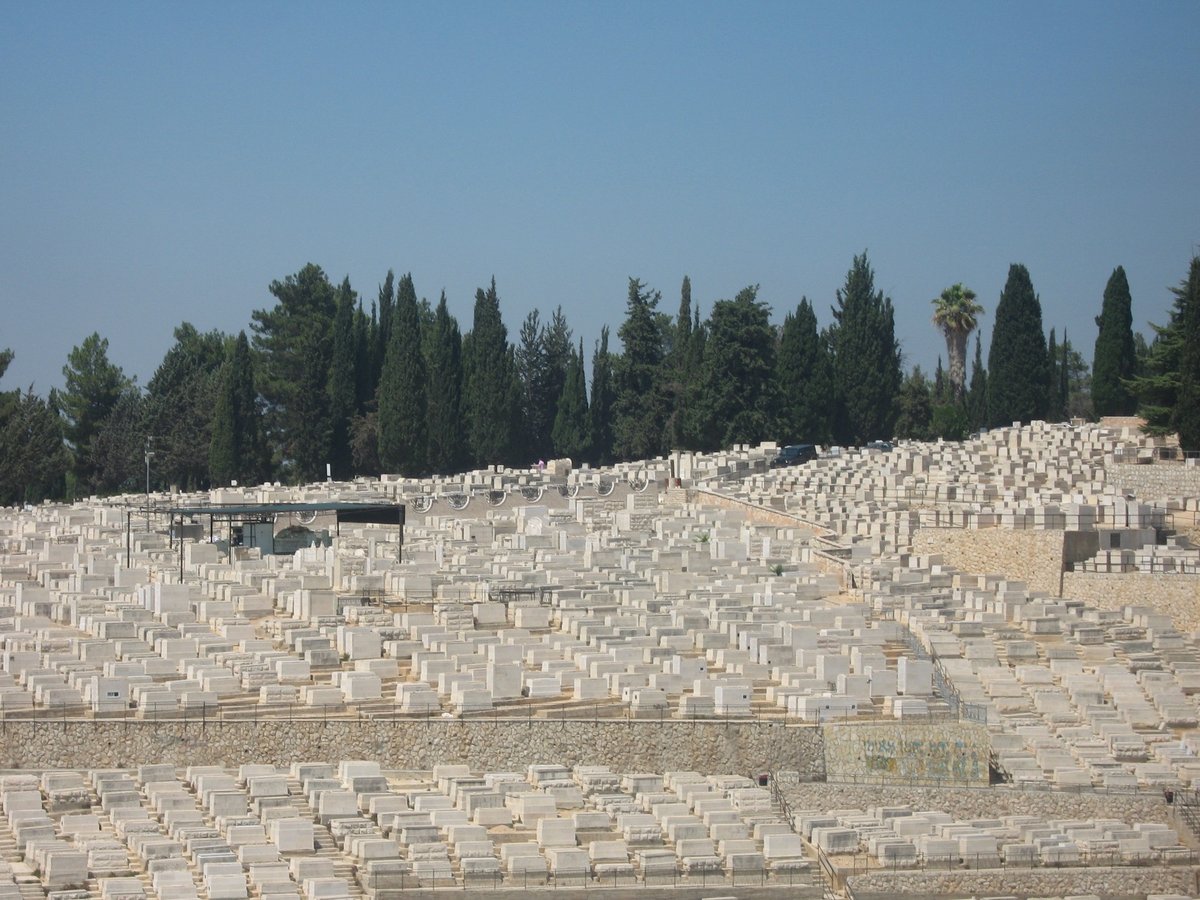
xmin=822 ymin=722 xmax=990 ymax=785
xmin=912 ymin=527 xmax=1065 ymax=597
xmin=1109 ymin=461 xmax=1200 ymax=501
xmin=846 ymin=864 xmax=1196 ymax=899
xmin=779 ymin=781 xmax=1171 ymax=825
xmin=1063 ymin=571 xmax=1200 ymax=632
xmin=0 ymin=719 xmax=825 ymax=775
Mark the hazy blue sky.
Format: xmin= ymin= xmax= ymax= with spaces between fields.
xmin=2 ymin=1 xmax=1197 ymax=396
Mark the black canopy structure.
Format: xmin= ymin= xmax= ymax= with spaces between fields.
xmin=126 ymin=501 xmax=406 ymax=578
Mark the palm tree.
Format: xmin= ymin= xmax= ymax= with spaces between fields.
xmin=931 ymin=283 xmax=984 ymax=401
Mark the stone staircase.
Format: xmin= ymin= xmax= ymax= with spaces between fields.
xmin=282 ymin=776 xmax=364 ymax=898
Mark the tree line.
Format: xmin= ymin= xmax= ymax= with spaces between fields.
xmin=1 ymin=251 xmax=1197 ymax=506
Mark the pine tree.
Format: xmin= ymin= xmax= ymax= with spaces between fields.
xmin=144 ymin=323 xmax=227 ymax=491
xmin=776 ymin=297 xmax=831 ymax=445
xmin=588 ymin=326 xmax=616 ymax=464
xmin=425 ymin=292 xmax=464 ymax=475
xmin=0 ymin=386 xmax=69 ymax=505
xmin=1174 ymin=256 xmax=1200 ymax=451
xmin=251 ymin=263 xmax=337 ymax=482
xmin=828 ymin=252 xmax=902 ymax=444
xmin=1092 ymin=266 xmax=1138 ymax=417
xmin=694 ymin=285 xmax=777 ymax=449
xmin=552 ymin=339 xmax=590 ymax=460
xmin=377 ymin=273 xmax=427 ymax=475
xmin=987 ymin=264 xmax=1050 ymax=426
xmin=515 ymin=310 xmax=550 ymax=460
xmin=58 ymin=332 xmax=135 ymax=494
xmin=209 ymin=332 xmax=267 ymax=486
xmin=327 ymin=277 xmax=358 ymax=480
xmin=613 ymin=278 xmax=669 ymax=460
xmin=462 ymin=278 xmax=520 ymax=467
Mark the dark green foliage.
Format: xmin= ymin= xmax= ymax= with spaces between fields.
xmin=515 ymin=308 xmax=571 ymax=460
xmin=0 ymin=377 xmax=69 ymax=505
xmin=1092 ymin=266 xmax=1138 ymax=417
xmin=425 ymin=292 xmax=464 ymax=475
xmin=588 ymin=327 xmax=616 ymax=464
xmin=663 ymin=276 xmax=694 ymax=449
xmin=613 ymin=278 xmax=669 ymax=460
xmin=828 ymin=252 xmax=902 ymax=444
xmin=967 ymin=334 xmax=988 ymax=431
xmin=987 ymin=264 xmax=1050 ymax=426
xmin=143 ymin=324 xmax=227 ymax=491
xmin=91 ymin=388 xmax=146 ymax=493
xmin=894 ymin=367 xmax=933 ymax=440
xmin=552 ymin=340 xmax=591 ymax=460
xmin=353 ymin=301 xmax=373 ymax=414
xmin=209 ymin=332 xmax=267 ymax=487
xmin=1174 ymin=257 xmax=1200 ymax=451
xmin=462 ymin=278 xmax=521 ymax=467
xmin=776 ymin=298 xmax=832 ymax=445
xmin=349 ymin=412 xmax=380 ymax=477
xmin=251 ymin=263 xmax=337 ymax=482
xmin=694 ymin=285 xmax=777 ymax=448
xmin=374 ymin=271 xmax=395 ymax=392
xmin=1046 ymin=330 xmax=1064 ymax=421
xmin=377 ymin=273 xmax=427 ymax=475
xmin=58 ymin=332 xmax=135 ymax=494
xmin=931 ymin=403 xmax=969 ymax=441
xmin=327 ymin=277 xmax=358 ymax=480
xmin=1062 ymin=340 xmax=1092 ymax=420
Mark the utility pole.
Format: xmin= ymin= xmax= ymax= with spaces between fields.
xmin=144 ymin=436 xmax=155 ymax=532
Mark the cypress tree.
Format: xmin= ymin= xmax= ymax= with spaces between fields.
xmin=353 ymin=301 xmax=373 ymax=413
xmin=327 ymin=277 xmax=357 ymax=479
xmin=209 ymin=332 xmax=266 ymax=486
xmin=374 ymin=270 xmax=395 ymax=392
xmin=552 ymin=339 xmax=591 ymax=461
xmin=987 ymin=264 xmax=1050 ymax=426
xmin=377 ymin=274 xmax=427 ymax=475
xmin=588 ymin=327 xmax=616 ymax=465
xmin=1174 ymin=257 xmax=1200 ymax=451
xmin=425 ymin=292 xmax=464 ymax=475
xmin=967 ymin=334 xmax=988 ymax=431
xmin=776 ymin=297 xmax=832 ymax=444
xmin=665 ymin=276 xmax=699 ymax=450
xmin=1059 ymin=330 xmax=1071 ymax=420
xmin=1046 ymin=329 xmax=1063 ymax=421
xmin=462 ymin=278 xmax=521 ymax=467
xmin=1092 ymin=266 xmax=1138 ymax=417
xmin=828 ymin=252 xmax=902 ymax=444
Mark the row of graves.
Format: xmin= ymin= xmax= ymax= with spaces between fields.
xmin=0 ymin=762 xmax=813 ymax=897
xmin=860 ymin=551 xmax=1200 ymax=791
xmin=0 ymin=462 xmax=958 ymax=724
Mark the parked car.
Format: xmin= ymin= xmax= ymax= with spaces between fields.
xmin=770 ymin=444 xmax=817 ymax=467
xmin=865 ymin=440 xmax=893 ymax=452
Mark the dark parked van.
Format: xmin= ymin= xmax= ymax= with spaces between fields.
xmin=770 ymin=444 xmax=817 ymax=467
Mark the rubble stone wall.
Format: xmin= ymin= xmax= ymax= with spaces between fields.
xmin=778 ymin=781 xmax=1171 ymax=825
xmin=1108 ymin=461 xmax=1200 ymax=501
xmin=0 ymin=719 xmax=826 ymax=775
xmin=846 ymin=865 xmax=1196 ymax=899
xmin=912 ymin=527 xmax=1066 ymax=597
xmin=1062 ymin=571 xmax=1200 ymax=632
